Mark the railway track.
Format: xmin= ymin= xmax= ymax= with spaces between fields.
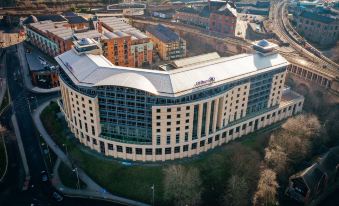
xmin=273 ymin=0 xmax=339 ymax=77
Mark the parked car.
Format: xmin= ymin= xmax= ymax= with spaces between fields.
xmin=52 ymin=191 xmax=63 ymax=202
xmin=40 ymin=170 xmax=48 ymax=182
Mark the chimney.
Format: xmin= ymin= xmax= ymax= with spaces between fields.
xmin=97 ymin=20 xmax=103 ymax=34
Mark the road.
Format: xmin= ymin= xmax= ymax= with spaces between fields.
xmin=0 ymin=46 xmax=122 ymax=206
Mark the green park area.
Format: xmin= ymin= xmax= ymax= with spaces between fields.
xmin=40 ymin=101 xmax=272 ymax=205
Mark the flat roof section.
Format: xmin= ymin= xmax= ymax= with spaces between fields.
xmin=26 ymin=51 xmax=54 ymax=72
xmin=99 ymin=17 xmax=148 ymax=40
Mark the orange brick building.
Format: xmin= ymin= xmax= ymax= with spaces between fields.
xmin=98 ymin=17 xmax=153 ymax=67
xmin=26 ymin=20 xmax=73 ymax=57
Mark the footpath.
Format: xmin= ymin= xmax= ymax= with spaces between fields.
xmin=0 ymin=49 xmax=7 ymax=110
xmin=16 ymin=43 xmax=60 ymax=94
xmin=32 ymin=100 xmax=149 ymax=206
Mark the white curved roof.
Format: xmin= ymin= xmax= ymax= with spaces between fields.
xmin=95 ymin=72 xmax=159 ymax=95
xmin=55 ymin=49 xmax=289 ymax=97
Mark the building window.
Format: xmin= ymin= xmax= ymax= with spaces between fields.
xmin=176 ymin=134 xmax=180 ymax=143
xmin=126 ymin=147 xmax=132 ymax=154
xmin=167 ymin=108 xmax=171 ymax=112
xmin=236 ymin=126 xmax=240 ymax=133
xmin=108 ymin=143 xmax=114 ymax=150
xmin=136 ymin=148 xmax=142 ymax=155
xmin=200 ymin=140 xmax=205 ymax=147
xmin=229 ymin=129 xmax=234 ymax=135
xmin=174 ymin=146 xmax=180 ymax=153
xmin=183 ymin=145 xmax=189 ymax=152
xmin=117 ymin=146 xmax=123 ymax=152
xmin=92 ymin=138 xmax=97 ymax=145
xmin=222 ymin=132 xmax=226 ymax=138
xmin=156 ymin=109 xmax=161 ymax=113
xmin=92 ymin=126 xmax=95 ymax=135
xmin=208 ymin=138 xmax=212 ymax=144
xmin=157 ymin=135 xmax=161 ymax=145
xmin=184 ymin=132 xmax=189 ymax=142
xmin=165 ymin=147 xmax=171 ymax=154
xmin=215 ymin=134 xmax=220 ymax=141
xmin=177 ymin=107 xmax=181 ymax=112
xmin=146 ymin=148 xmax=152 ymax=155
xmin=191 ymin=143 xmax=197 ymax=150
xmin=166 ymin=135 xmax=171 ymax=144
xmin=156 ymin=148 xmax=162 ymax=155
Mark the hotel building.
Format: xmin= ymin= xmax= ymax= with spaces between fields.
xmin=56 ymin=39 xmax=304 ymax=161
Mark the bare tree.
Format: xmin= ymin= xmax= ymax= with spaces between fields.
xmin=163 ymin=165 xmax=202 ymax=206
xmin=268 ymin=131 xmax=309 ymax=164
xmin=253 ymin=168 xmax=278 ymax=206
xmin=224 ymin=175 xmax=248 ymax=206
xmin=264 ymin=143 xmax=287 ymax=174
xmin=282 ymin=114 xmax=321 ymax=139
xmin=228 ymin=144 xmax=260 ymax=183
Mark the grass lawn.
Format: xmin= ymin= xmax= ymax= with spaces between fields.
xmin=58 ymin=162 xmax=87 ymax=189
xmin=41 ymin=102 xmax=274 ymax=205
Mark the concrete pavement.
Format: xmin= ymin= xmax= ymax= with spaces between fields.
xmin=32 ymin=100 xmax=149 ymax=206
xmin=11 ymin=114 xmax=30 ymax=190
xmin=16 ymin=43 xmax=60 ymax=94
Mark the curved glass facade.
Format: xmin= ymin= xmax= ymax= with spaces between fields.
xmin=61 ymin=66 xmax=286 ymax=145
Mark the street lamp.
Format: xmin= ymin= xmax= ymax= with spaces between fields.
xmin=41 ymin=142 xmax=52 ymax=169
xmin=30 ymin=96 xmax=38 ymax=110
xmin=72 ymin=167 xmax=80 ymax=190
xmin=62 ymin=144 xmax=69 ymax=157
xmin=151 ymin=184 xmax=155 ymax=206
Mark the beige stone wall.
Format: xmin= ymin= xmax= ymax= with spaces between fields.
xmin=60 ymin=80 xmax=101 ymax=151
xmin=59 ymin=71 xmax=304 ymax=162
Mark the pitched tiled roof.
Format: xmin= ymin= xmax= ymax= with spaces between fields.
xmin=66 ymin=16 xmax=88 ymax=24
xmin=146 ymin=24 xmax=180 ymax=43
xmin=36 ymin=15 xmax=67 ymax=22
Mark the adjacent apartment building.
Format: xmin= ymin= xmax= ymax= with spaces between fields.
xmin=146 ymin=24 xmax=186 ymax=61
xmin=97 ymin=17 xmax=153 ymax=67
xmin=291 ymin=5 xmax=339 ymax=46
xmin=26 ymin=20 xmax=74 ymax=57
xmin=174 ymin=0 xmax=237 ymax=36
xmin=55 ymin=39 xmax=304 ymax=162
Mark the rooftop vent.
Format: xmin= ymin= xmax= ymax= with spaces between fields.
xmin=253 ymin=39 xmax=278 ymax=56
